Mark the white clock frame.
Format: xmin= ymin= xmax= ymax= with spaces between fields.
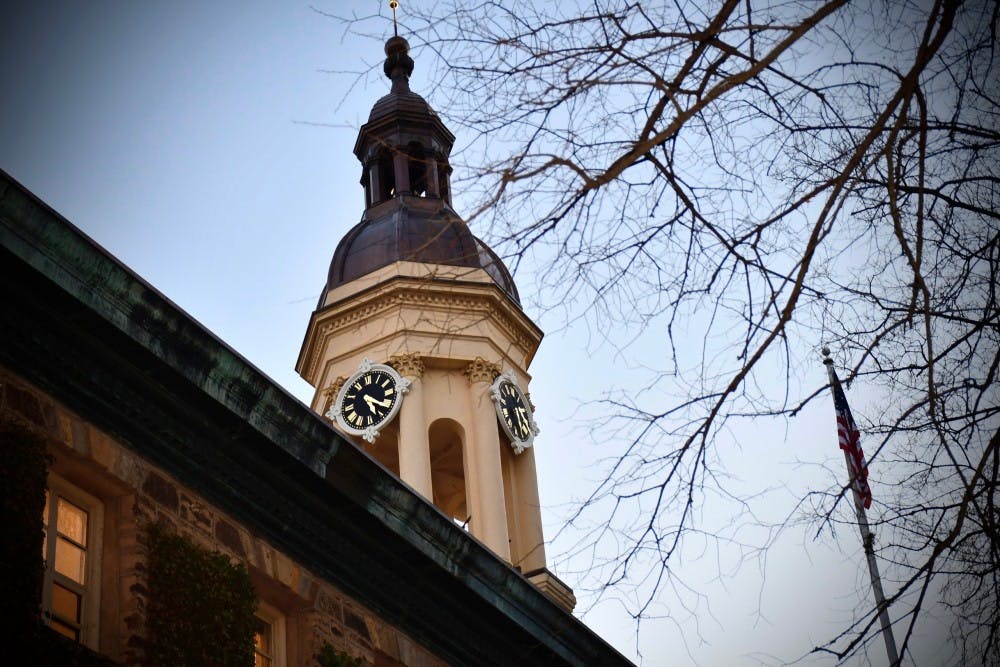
xmin=489 ymin=371 xmax=539 ymax=455
xmin=326 ymin=358 xmax=411 ymax=443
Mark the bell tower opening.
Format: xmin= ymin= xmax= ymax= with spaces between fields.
xmin=428 ymin=418 xmax=468 ymax=527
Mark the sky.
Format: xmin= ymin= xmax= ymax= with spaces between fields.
xmin=0 ymin=2 xmax=952 ymax=665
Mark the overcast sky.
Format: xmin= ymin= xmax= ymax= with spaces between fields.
xmin=0 ymin=2 xmax=952 ymax=665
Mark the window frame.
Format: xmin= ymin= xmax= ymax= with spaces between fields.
xmin=253 ymin=600 xmax=287 ymax=667
xmin=42 ymin=474 xmax=104 ymax=649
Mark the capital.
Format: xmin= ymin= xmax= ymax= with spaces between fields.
xmin=463 ymin=357 xmax=501 ymax=384
xmin=388 ymin=352 xmax=425 ymax=379
xmin=321 ymin=376 xmax=347 ymax=418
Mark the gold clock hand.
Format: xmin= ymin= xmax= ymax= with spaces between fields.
xmin=516 ymin=407 xmax=529 ymax=433
xmin=364 ymin=395 xmax=392 ymax=409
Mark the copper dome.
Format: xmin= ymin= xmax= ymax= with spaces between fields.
xmin=320 ymin=199 xmax=520 ymax=306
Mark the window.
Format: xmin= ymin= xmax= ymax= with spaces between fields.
xmin=41 ymin=475 xmax=103 ymax=647
xmin=253 ymin=602 xmax=286 ymax=667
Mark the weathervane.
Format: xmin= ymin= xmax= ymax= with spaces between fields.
xmin=389 ymin=0 xmax=399 ymax=37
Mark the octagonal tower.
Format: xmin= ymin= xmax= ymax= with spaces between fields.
xmin=296 ymin=36 xmax=573 ymax=612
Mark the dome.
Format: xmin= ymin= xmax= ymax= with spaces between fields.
xmin=320 ymin=199 xmax=520 ymax=307
xmin=367 ymin=88 xmax=436 ymax=124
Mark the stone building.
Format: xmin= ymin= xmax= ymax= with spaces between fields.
xmin=0 ymin=35 xmax=633 ymax=667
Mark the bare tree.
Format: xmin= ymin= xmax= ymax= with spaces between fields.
xmin=333 ymin=0 xmax=998 ymax=663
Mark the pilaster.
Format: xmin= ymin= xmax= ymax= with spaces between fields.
xmin=463 ymin=358 xmax=510 ymax=560
xmin=389 ymin=353 xmax=433 ymax=500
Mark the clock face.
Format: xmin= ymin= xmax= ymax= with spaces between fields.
xmin=337 ymin=368 xmax=400 ymax=432
xmin=495 ymin=379 xmax=533 ymax=444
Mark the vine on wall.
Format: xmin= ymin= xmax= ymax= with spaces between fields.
xmin=317 ymin=643 xmax=367 ymax=667
xmin=0 ymin=415 xmax=50 ymax=637
xmin=1 ymin=413 xmax=119 ymax=665
xmin=144 ymin=521 xmax=257 ymax=667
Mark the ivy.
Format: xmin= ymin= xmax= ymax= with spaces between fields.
xmin=0 ymin=415 xmax=50 ymax=638
xmin=317 ymin=643 xmax=367 ymax=667
xmin=144 ymin=521 xmax=257 ymax=667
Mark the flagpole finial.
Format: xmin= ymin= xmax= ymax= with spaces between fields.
xmin=389 ymin=0 xmax=400 ymax=37
xmin=821 ymin=346 xmax=833 ymax=364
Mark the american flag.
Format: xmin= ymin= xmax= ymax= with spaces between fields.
xmin=829 ymin=367 xmax=872 ymax=509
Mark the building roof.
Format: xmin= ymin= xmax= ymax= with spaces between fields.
xmin=0 ymin=169 xmax=634 ymax=667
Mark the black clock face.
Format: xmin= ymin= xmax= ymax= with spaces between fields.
xmin=339 ymin=369 xmax=399 ymax=430
xmin=497 ymin=380 xmax=531 ymax=442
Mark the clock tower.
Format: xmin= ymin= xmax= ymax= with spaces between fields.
xmin=296 ymin=35 xmax=574 ymax=611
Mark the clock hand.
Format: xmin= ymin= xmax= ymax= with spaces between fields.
xmin=516 ymin=407 xmax=530 ymax=433
xmin=364 ymin=395 xmax=392 ymax=409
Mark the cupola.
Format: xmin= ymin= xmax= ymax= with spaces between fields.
xmin=316 ymin=35 xmax=519 ymax=309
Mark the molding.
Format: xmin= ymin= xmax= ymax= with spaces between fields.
xmin=525 ymin=568 xmax=577 ymax=614
xmin=298 ymin=276 xmax=542 ymax=385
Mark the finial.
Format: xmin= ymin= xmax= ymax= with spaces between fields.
xmin=383 ymin=0 xmax=412 ymax=88
xmin=383 ymin=33 xmax=414 ymax=91
xmin=822 ymin=346 xmax=833 ymax=365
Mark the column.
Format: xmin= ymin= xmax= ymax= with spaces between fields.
xmin=367 ymin=164 xmax=380 ymax=206
xmin=390 ymin=353 xmax=433 ymax=500
xmin=463 ymin=358 xmax=511 ymax=561
xmin=426 ymin=159 xmax=440 ymax=198
xmin=393 ymin=151 xmax=410 ymax=195
xmin=512 ymin=446 xmax=547 ymax=571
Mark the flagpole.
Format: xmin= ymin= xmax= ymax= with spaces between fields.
xmin=823 ymin=349 xmax=900 ymax=667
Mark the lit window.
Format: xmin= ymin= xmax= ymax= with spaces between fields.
xmin=254 ymin=602 xmax=286 ymax=667
xmin=41 ymin=475 xmax=103 ymax=647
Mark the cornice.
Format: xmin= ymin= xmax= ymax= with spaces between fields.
xmin=299 ymin=277 xmax=542 ymax=385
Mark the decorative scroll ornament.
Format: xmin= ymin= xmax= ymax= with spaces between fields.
xmin=489 ymin=371 xmax=539 ymax=455
xmin=326 ymin=358 xmax=411 ymax=443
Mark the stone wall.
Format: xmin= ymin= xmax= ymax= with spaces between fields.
xmin=0 ymin=367 xmax=448 ymax=667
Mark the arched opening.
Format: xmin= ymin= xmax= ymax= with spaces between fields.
xmin=428 ymin=418 xmax=468 ymax=528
